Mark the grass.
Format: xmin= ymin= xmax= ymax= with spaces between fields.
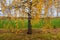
xmin=51 ymin=18 xmax=60 ymax=28
xmin=0 ymin=18 xmax=60 ymax=29
xmin=0 ymin=18 xmax=60 ymax=40
xmin=0 ymin=18 xmax=43 ymax=29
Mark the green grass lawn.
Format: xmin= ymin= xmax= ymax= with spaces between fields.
xmin=0 ymin=18 xmax=60 ymax=29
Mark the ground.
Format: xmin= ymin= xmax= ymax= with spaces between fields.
xmin=0 ymin=18 xmax=60 ymax=40
xmin=0 ymin=28 xmax=60 ymax=40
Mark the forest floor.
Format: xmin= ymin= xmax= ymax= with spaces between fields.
xmin=0 ymin=28 xmax=60 ymax=40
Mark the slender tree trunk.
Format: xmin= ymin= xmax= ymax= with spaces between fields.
xmin=27 ymin=1 xmax=32 ymax=34
xmin=27 ymin=13 xmax=32 ymax=34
